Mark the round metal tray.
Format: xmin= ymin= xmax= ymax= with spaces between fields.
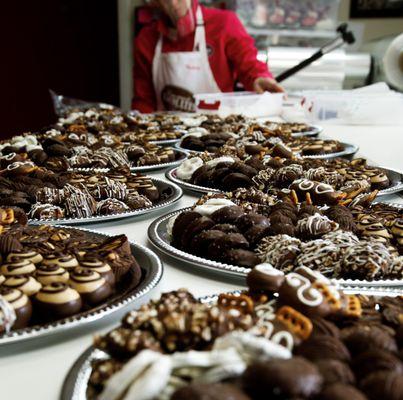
xmin=148 ymin=206 xmax=403 ymax=288
xmin=29 ymin=177 xmax=183 ymax=225
xmin=291 ymin=125 xmax=323 ymax=138
xmin=175 ymin=141 xmax=359 ymax=160
xmin=61 ymin=286 xmax=402 ymax=400
xmin=0 ymin=226 xmax=163 ymax=346
xmin=166 ymin=166 xmax=403 ymax=197
xmin=129 ymin=148 xmax=188 ymax=172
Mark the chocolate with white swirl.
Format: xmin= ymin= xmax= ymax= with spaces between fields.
xmin=34 ymin=282 xmax=82 ymax=319
xmin=34 ymin=265 xmax=70 ymax=285
xmin=79 ymin=257 xmax=115 ymax=287
xmin=0 ymin=259 xmax=36 ymax=276
xmin=0 ymin=287 xmax=32 ymax=329
xmin=290 ymin=179 xmax=344 ymax=206
xmin=42 ymin=253 xmax=79 ymax=269
xmin=68 ymin=268 xmax=112 ymax=305
xmin=296 ymin=213 xmax=339 ymax=240
xmin=3 ymin=275 xmax=42 ymax=296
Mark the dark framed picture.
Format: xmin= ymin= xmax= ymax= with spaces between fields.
xmin=350 ymin=0 xmax=403 ymax=18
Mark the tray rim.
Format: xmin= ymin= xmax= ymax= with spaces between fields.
xmin=28 ymin=177 xmax=183 ymax=225
xmin=61 ymin=285 xmax=403 ymax=400
xmin=175 ymin=140 xmax=359 ymax=160
xmin=148 ymin=206 xmax=403 ymax=288
xmin=165 ymin=165 xmax=403 ymax=197
xmin=0 ymin=225 xmax=164 ymax=346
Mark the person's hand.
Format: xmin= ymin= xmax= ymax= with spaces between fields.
xmin=253 ymin=76 xmax=285 ymax=93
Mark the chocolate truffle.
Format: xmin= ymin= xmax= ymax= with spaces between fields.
xmin=243 ymin=357 xmax=323 ymax=399
xmin=0 ymin=287 xmax=32 ymax=329
xmin=211 ymin=205 xmax=245 ymax=224
xmin=68 ymin=268 xmax=112 ymax=306
xmin=172 ymin=383 xmax=250 ymax=400
xmin=360 ymin=371 xmax=403 ymax=400
xmin=223 ymin=248 xmax=260 ymax=268
xmin=315 ymin=359 xmax=355 ymax=385
xmin=319 ymin=383 xmax=367 ymax=400
xmin=79 ymin=257 xmax=115 ymax=287
xmin=34 ymin=265 xmax=70 ymax=285
xmin=42 ymin=253 xmax=79 ymax=270
xmin=35 ymin=282 xmax=82 ymax=319
xmin=246 ymin=263 xmax=285 ymax=292
xmin=3 ymin=275 xmax=42 ymax=296
xmin=352 ymin=349 xmax=403 ymax=381
xmin=1 ymin=259 xmax=36 ymax=276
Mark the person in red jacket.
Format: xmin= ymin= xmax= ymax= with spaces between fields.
xmin=132 ymin=0 xmax=283 ymax=112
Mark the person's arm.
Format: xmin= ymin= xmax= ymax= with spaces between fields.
xmin=224 ymin=12 xmax=284 ymax=93
xmin=132 ymin=32 xmax=157 ymax=112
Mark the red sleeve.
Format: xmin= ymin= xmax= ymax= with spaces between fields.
xmin=132 ymin=29 xmax=157 ymax=112
xmin=224 ymin=12 xmax=273 ymax=91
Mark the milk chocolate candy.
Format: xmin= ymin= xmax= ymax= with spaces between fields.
xmin=315 ymin=359 xmax=355 ymax=385
xmin=247 ymin=263 xmax=285 ymax=293
xmin=319 ymin=383 xmax=367 ymax=400
xmin=211 ymin=206 xmax=245 ymax=224
xmin=69 ymin=268 xmax=112 ymax=306
xmin=360 ymin=371 xmax=403 ymax=400
xmin=243 ymin=357 xmax=322 ymax=399
xmin=352 ymin=349 xmax=403 ymax=381
xmin=172 ymin=383 xmax=250 ymax=400
xmin=35 ymin=282 xmax=82 ymax=319
xmin=0 ymin=287 xmax=32 ymax=329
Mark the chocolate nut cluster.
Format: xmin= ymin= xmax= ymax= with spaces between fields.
xmin=87 ymin=266 xmax=403 ymax=400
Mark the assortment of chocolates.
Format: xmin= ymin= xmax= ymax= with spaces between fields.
xmin=179 ymin=117 xmax=346 ymax=158
xmin=0 ymin=164 xmax=162 ymax=220
xmin=86 ymin=267 xmax=403 ymax=400
xmin=168 ymin=191 xmax=402 ymax=280
xmin=0 ymin=208 xmax=142 ymax=333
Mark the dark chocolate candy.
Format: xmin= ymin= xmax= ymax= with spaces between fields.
xmin=315 ymin=359 xmax=355 ymax=385
xmin=318 ymin=383 xmax=367 ymax=400
xmin=360 ymin=371 xmax=403 ymax=400
xmin=172 ymin=383 xmax=250 ymax=400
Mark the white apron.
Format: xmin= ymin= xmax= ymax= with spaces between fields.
xmin=152 ymin=7 xmax=221 ymax=112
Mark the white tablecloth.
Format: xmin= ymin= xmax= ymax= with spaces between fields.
xmin=1 ymin=124 xmax=403 ymax=400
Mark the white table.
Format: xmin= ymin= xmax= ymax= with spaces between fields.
xmin=1 ymin=123 xmax=403 ymax=400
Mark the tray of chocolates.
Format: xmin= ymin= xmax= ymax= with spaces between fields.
xmin=166 ymin=154 xmax=403 ymax=198
xmin=0 ymin=164 xmax=182 ymax=224
xmin=61 ymin=267 xmax=403 ymax=400
xmin=148 ymin=193 xmax=403 ymax=287
xmin=0 ymin=214 xmax=163 ymax=345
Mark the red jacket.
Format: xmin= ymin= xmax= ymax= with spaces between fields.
xmin=132 ymin=2 xmax=273 ymax=112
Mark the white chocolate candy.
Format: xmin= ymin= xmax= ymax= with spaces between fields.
xmin=180 ymin=115 xmax=207 ymax=127
xmin=0 ymin=295 xmax=16 ymax=333
xmin=175 ymin=157 xmax=203 ymax=181
xmin=193 ymin=198 xmax=236 ymax=216
xmin=205 ymin=156 xmax=235 ymax=168
xmin=255 ymin=262 xmax=285 ymax=277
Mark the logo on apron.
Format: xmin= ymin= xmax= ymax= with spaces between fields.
xmin=161 ymin=85 xmax=196 ymax=112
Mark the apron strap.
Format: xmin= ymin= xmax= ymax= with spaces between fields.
xmin=193 ymin=7 xmax=207 ymax=53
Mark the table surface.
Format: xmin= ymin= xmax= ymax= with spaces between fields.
xmin=1 ymin=124 xmax=403 ymax=400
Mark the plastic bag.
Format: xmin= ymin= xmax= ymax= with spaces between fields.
xmin=49 ymin=90 xmax=117 ymax=117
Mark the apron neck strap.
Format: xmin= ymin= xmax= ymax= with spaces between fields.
xmin=193 ymin=7 xmax=205 ymax=52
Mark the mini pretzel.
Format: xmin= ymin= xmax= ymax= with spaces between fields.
xmin=343 ymin=295 xmax=362 ymax=318
xmin=290 ymin=190 xmax=299 ymax=205
xmin=276 ymin=305 xmax=313 ymax=340
xmin=218 ymin=293 xmax=254 ymax=314
xmin=0 ymin=208 xmax=15 ymax=225
xmin=305 ymin=192 xmax=312 ymax=205
xmin=312 ymin=282 xmax=341 ymax=311
xmin=68 ymin=124 xmax=87 ymax=133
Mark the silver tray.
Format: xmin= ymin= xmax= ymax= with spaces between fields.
xmin=301 ymin=142 xmax=359 ymax=160
xmin=165 ymin=167 xmax=221 ymax=195
xmin=130 ymin=148 xmax=188 ymax=172
xmin=29 ymin=177 xmax=183 ymax=225
xmin=0 ymin=226 xmax=163 ymax=346
xmin=291 ymin=125 xmax=323 ymax=138
xmin=166 ymin=166 xmax=403 ymax=197
xmin=175 ymin=141 xmax=359 ymax=160
xmin=61 ymin=286 xmax=402 ymax=400
xmin=148 ymin=207 xmax=403 ymax=288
